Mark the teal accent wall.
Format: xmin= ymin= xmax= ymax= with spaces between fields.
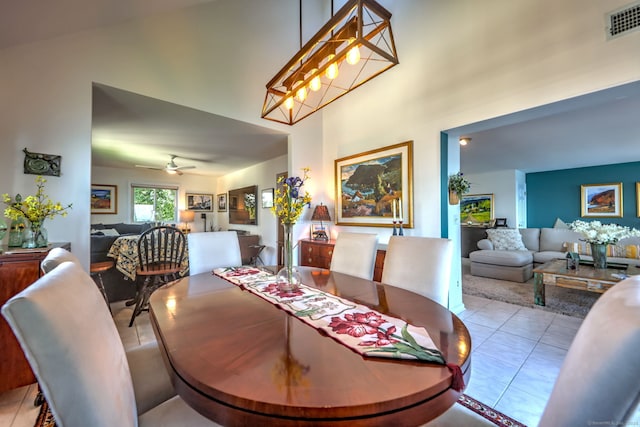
xmin=440 ymin=132 xmax=449 ymax=238
xmin=526 ymin=161 xmax=640 ymax=228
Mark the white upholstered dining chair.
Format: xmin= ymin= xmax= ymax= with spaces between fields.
xmin=40 ymin=246 xmax=82 ymax=274
xmin=381 ymin=236 xmax=453 ymax=307
xmin=329 ymin=232 xmax=379 ymax=280
xmin=427 ymin=274 xmax=640 ymax=426
xmin=1 ymin=261 xmax=221 ymax=427
xmin=187 ymin=231 xmax=243 ymax=275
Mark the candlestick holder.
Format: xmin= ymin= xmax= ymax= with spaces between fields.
xmin=399 ymin=221 xmax=404 ymax=236
xmin=392 ymin=221 xmax=398 ymax=236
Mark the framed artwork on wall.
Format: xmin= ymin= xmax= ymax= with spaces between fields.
xmin=90 ymin=184 xmax=117 ymax=214
xmin=217 ymin=193 xmax=227 ymax=212
xmin=186 ymin=193 xmax=213 ymax=212
xmin=261 ymin=188 xmax=274 ymax=208
xmin=460 ymin=194 xmax=494 ymax=226
xmin=636 ymin=182 xmax=640 ymax=218
xmin=334 ymin=140 xmax=413 ymax=227
xmin=580 ymin=182 xmax=622 ymax=218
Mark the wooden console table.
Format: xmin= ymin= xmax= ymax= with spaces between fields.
xmin=299 ymin=239 xmax=387 ymax=282
xmin=533 ymin=259 xmax=640 ymax=306
xmin=0 ymin=242 xmax=71 ymax=393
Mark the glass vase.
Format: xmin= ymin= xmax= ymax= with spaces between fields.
xmin=23 ymin=220 xmax=48 ymax=249
xmin=276 ymin=223 xmax=302 ymax=292
xmin=590 ymin=242 xmax=607 ymax=269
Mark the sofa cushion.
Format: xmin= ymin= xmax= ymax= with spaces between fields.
xmin=486 ymin=229 xmax=526 ymax=250
xmin=539 ymin=228 xmax=583 ymax=252
xmin=519 ymin=228 xmax=540 ymax=252
xmin=469 ymin=249 xmax=533 ymax=267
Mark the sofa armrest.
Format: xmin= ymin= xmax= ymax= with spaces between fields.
xmin=477 ymin=239 xmax=494 ymax=250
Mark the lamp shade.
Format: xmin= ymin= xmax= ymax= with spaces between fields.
xmin=179 ymin=210 xmax=196 ymax=223
xmin=311 ymin=204 xmax=331 ymax=222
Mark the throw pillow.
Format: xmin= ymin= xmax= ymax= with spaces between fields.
xmin=553 ymin=218 xmax=570 ymax=229
xmin=625 ymin=244 xmax=640 ymax=259
xmin=486 ymin=229 xmax=526 ymax=250
xmin=100 ymin=228 xmax=120 ymax=237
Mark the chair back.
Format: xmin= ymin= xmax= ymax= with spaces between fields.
xmin=330 ymin=232 xmax=379 ymax=280
xmin=1 ymin=262 xmax=137 ymax=427
xmin=137 ymin=226 xmax=186 ymax=275
xmin=187 ymin=231 xmax=242 ymax=275
xmin=41 ymin=247 xmax=82 ymax=274
xmin=538 ymin=275 xmax=640 ymax=426
xmin=381 ymin=236 xmax=453 ymax=307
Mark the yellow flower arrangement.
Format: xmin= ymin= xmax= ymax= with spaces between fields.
xmin=3 ymin=176 xmax=73 ymax=225
xmin=271 ymin=168 xmax=312 ymax=225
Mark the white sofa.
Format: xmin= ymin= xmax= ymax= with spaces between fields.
xmin=469 ymin=227 xmax=640 ymax=282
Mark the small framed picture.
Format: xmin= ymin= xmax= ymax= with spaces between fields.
xmin=91 ymin=184 xmax=117 ymax=214
xmin=580 ymin=182 xmax=622 ymax=218
xmin=217 ymin=193 xmax=227 ymax=212
xmin=310 ymin=224 xmax=330 ymax=241
xmin=494 ymin=218 xmax=508 ymax=227
xmin=186 ymin=193 xmax=213 ymax=212
xmin=261 ymin=188 xmax=274 ymax=208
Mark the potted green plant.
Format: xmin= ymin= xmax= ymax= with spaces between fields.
xmin=448 ymin=172 xmax=471 ymax=205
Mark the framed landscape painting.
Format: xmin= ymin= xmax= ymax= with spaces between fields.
xmin=90 ymin=184 xmax=117 ymax=214
xmin=460 ymin=194 xmax=494 ymax=226
xmin=580 ymin=182 xmax=622 ymax=218
xmin=335 ymin=141 xmax=413 ymax=228
xmin=186 ymin=193 xmax=213 ymax=212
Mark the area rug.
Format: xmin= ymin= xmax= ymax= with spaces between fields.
xmin=34 ymin=394 xmax=524 ymax=427
xmin=462 ymin=262 xmax=598 ymax=318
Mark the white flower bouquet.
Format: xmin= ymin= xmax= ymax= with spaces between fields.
xmin=568 ymin=220 xmax=640 ymax=245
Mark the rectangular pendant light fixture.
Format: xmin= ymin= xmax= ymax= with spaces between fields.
xmin=261 ymin=0 xmax=399 ymax=126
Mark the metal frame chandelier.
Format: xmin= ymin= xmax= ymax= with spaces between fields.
xmin=261 ymin=0 xmax=399 ymax=126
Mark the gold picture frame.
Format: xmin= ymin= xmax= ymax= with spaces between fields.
xmin=580 ymin=182 xmax=623 ymax=218
xmin=90 ymin=184 xmax=117 ymax=214
xmin=334 ymin=141 xmax=413 ymax=227
xmin=636 ymin=182 xmax=640 ymax=218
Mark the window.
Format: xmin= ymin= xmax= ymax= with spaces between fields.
xmin=131 ymin=184 xmax=178 ymax=223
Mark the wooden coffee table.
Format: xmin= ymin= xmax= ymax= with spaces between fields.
xmin=533 ymin=259 xmax=640 ymax=306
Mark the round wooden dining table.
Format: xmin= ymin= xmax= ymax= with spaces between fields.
xmin=149 ymin=267 xmax=471 ymax=426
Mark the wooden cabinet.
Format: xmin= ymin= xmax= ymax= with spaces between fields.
xmin=0 ymin=243 xmax=70 ymax=393
xmin=299 ymin=239 xmax=387 ymax=282
xmin=299 ymin=239 xmax=335 ymax=269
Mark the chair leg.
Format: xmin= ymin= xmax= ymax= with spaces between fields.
xmin=128 ymin=277 xmax=149 ymax=327
xmin=91 ymin=273 xmax=112 ymax=315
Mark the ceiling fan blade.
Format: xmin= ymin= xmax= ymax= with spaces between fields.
xmin=135 ymin=165 xmax=163 ymax=170
xmin=175 ymin=165 xmax=196 ymax=170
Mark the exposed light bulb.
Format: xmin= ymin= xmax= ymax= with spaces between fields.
xmin=295 ymin=80 xmax=307 ymax=102
xmin=325 ymin=54 xmax=339 ymax=80
xmin=459 ymin=137 xmax=471 ymax=146
xmin=284 ymin=95 xmax=294 ymax=110
xmin=346 ymin=38 xmax=360 ymax=65
xmin=309 ymin=69 xmax=321 ymax=91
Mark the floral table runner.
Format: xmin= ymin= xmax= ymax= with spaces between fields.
xmin=214 ymin=267 xmax=464 ymax=391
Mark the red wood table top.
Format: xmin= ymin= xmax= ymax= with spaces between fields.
xmin=149 ymin=267 xmax=471 ymax=426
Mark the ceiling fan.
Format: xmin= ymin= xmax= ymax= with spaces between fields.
xmin=136 ymin=155 xmax=196 ymax=175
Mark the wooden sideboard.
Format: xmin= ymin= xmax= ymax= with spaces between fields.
xmin=0 ymin=242 xmax=70 ymax=393
xmin=299 ymin=239 xmax=386 ymax=282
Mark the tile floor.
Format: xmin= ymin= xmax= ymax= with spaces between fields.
xmin=0 ymin=294 xmax=608 ymax=427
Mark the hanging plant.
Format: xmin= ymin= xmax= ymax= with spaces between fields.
xmin=448 ymin=172 xmax=471 ymax=205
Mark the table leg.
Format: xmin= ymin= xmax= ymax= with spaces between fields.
xmin=534 ymin=271 xmax=545 ymax=306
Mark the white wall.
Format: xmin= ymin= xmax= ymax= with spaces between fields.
xmin=215 ymin=155 xmax=287 ymax=265
xmin=91 ymin=166 xmax=216 ymax=231
xmin=0 ymin=0 xmax=637 ymax=311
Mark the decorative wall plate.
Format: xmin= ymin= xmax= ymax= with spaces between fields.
xmin=23 ymin=148 xmax=61 ymax=176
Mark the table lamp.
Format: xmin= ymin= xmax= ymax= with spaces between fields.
xmin=179 ymin=210 xmax=195 ymax=234
xmin=310 ymin=203 xmax=331 ymax=241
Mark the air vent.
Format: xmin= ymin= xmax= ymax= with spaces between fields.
xmin=606 ymin=2 xmax=640 ymax=39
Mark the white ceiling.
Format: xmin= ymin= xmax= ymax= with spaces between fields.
xmin=4 ymin=0 xmax=640 ymax=177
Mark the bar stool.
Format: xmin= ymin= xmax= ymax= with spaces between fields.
xmin=90 ymin=260 xmax=114 ymax=314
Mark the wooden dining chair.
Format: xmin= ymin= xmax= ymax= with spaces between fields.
xmin=129 ymin=226 xmax=186 ymax=327
xmin=428 ymin=274 xmax=640 ymax=426
xmin=329 ymin=232 xmax=379 ymax=280
xmin=187 ymin=231 xmax=242 ymax=275
xmin=1 ymin=261 xmax=221 ymax=427
xmin=381 ymin=236 xmax=453 ymax=307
